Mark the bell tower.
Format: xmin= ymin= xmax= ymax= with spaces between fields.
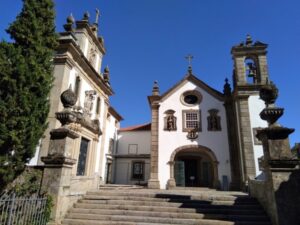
xmin=230 ymin=35 xmax=270 ymax=189
xmin=232 ymin=34 xmax=269 ymax=87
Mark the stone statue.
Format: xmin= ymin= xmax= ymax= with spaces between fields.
xmin=83 ymin=90 xmax=96 ymax=117
xmin=167 ymin=115 xmax=174 ymax=130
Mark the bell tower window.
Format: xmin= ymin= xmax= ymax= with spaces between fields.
xmin=245 ymin=58 xmax=258 ymax=84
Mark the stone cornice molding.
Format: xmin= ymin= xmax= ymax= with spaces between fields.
xmin=75 ymin=20 xmax=106 ymax=55
xmin=55 ymin=38 xmax=114 ymax=96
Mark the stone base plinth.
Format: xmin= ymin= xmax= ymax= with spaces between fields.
xmin=147 ymin=179 xmax=160 ymax=189
xmin=166 ymin=178 xmax=176 ymax=189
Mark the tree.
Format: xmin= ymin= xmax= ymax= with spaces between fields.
xmin=291 ymin=143 xmax=300 ymax=158
xmin=0 ymin=0 xmax=58 ymax=191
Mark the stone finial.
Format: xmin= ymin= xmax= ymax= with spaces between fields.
xmin=64 ymin=13 xmax=75 ymax=32
xmin=103 ymin=65 xmax=110 ymax=84
xmin=60 ymin=85 xmax=77 ymax=109
xmin=223 ymin=78 xmax=232 ymax=96
xmin=259 ymin=81 xmax=279 ymax=107
xmin=187 ymin=65 xmax=193 ymax=75
xmin=152 ymin=80 xmax=160 ymax=96
xmin=246 ymin=34 xmax=253 ymax=46
xmin=67 ymin=13 xmax=75 ymax=24
xmin=83 ymin=11 xmax=90 ymax=21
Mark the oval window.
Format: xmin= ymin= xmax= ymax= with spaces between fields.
xmin=184 ymin=95 xmax=198 ymax=104
xmin=180 ymin=90 xmax=202 ymax=106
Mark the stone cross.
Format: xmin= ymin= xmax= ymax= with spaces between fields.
xmin=95 ymin=8 xmax=100 ymax=25
xmin=185 ymin=54 xmax=194 ymax=66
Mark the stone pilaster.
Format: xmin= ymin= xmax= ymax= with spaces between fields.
xmin=41 ymin=128 xmax=79 ymax=225
xmin=224 ymin=96 xmax=242 ymax=190
xmin=148 ymin=102 xmax=160 ymax=189
xmin=166 ymin=161 xmax=176 ymax=189
xmin=236 ymin=96 xmax=256 ymax=183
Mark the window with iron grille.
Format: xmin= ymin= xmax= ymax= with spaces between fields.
xmin=131 ymin=161 xmax=144 ymax=180
xmin=76 ymin=137 xmax=89 ymax=176
xmin=182 ymin=110 xmax=201 ymax=132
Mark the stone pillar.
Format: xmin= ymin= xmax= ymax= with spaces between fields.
xmin=41 ymin=128 xmax=79 ymax=225
xmin=223 ymin=88 xmax=242 ymax=190
xmin=167 ymin=161 xmax=176 ymax=189
xmin=236 ymin=96 xmax=256 ymax=182
xmin=250 ymin=83 xmax=300 ymax=225
xmin=148 ymin=102 xmax=160 ymax=189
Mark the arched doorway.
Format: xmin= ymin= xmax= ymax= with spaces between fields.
xmin=167 ymin=145 xmax=219 ymax=189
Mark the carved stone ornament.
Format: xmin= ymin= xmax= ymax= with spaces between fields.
xmin=61 ymin=85 xmax=77 ymax=108
xmin=187 ymin=128 xmax=198 ymax=140
xmin=259 ymin=81 xmax=279 ymax=106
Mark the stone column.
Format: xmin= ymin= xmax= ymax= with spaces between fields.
xmin=167 ymin=161 xmax=176 ymax=189
xmin=148 ymin=102 xmax=160 ymax=189
xmin=41 ymin=128 xmax=79 ymax=225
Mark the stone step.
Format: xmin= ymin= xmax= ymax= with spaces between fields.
xmin=86 ymin=191 xmax=253 ymax=202
xmin=83 ymin=195 xmax=259 ymax=206
xmin=69 ymin=208 xmax=204 ymax=219
xmin=65 ymin=213 xmax=231 ymax=225
xmin=68 ymin=208 xmax=269 ymax=222
xmin=74 ymin=202 xmax=266 ymax=215
xmin=62 ymin=218 xmax=235 ymax=225
xmin=79 ymin=199 xmax=262 ymax=209
xmin=99 ymin=185 xmax=144 ymax=190
xmin=64 ymin=214 xmax=271 ymax=225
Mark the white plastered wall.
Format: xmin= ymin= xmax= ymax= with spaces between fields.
xmin=114 ymin=131 xmax=151 ymax=184
xmin=248 ymin=95 xmax=268 ymax=176
xmin=158 ymin=81 xmax=231 ymax=189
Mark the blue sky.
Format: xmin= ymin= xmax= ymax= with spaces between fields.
xmin=0 ymin=0 xmax=299 ymax=145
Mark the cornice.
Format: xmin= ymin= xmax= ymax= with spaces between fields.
xmin=75 ymin=21 xmax=106 ymax=55
xmin=55 ymin=38 xmax=114 ymax=96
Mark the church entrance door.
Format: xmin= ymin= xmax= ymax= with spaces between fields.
xmin=172 ymin=148 xmax=216 ymax=188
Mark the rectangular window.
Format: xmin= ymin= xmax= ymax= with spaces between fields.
xmin=128 ymin=144 xmax=138 ymax=154
xmin=76 ymin=137 xmax=89 ymax=176
xmin=74 ymin=76 xmax=81 ymax=97
xmin=132 ymin=161 xmax=144 ymax=180
xmin=182 ymin=110 xmax=201 ymax=131
xmin=96 ymin=97 xmax=101 ymax=115
xmin=108 ymin=138 xmax=114 ymax=154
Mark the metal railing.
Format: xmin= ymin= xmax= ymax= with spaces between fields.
xmin=0 ymin=193 xmax=48 ymax=225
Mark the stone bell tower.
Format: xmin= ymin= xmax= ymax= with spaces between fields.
xmin=229 ymin=35 xmax=270 ymax=189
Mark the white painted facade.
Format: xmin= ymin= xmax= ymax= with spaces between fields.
xmin=248 ymin=95 xmax=268 ymax=175
xmin=157 ymin=80 xmax=231 ymax=189
xmin=114 ymin=130 xmax=151 ymax=185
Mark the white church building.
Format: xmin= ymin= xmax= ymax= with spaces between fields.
xmin=31 ymin=12 xmax=268 ymax=192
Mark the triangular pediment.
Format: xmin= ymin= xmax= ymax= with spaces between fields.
xmin=160 ymin=73 xmax=224 ymax=102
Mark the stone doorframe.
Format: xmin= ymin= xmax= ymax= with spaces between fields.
xmin=167 ymin=145 xmax=219 ymax=189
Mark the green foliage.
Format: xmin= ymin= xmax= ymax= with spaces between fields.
xmin=291 ymin=143 xmax=300 ymax=158
xmin=45 ymin=194 xmax=54 ymax=223
xmin=0 ymin=0 xmax=58 ymax=191
xmin=4 ymin=167 xmax=43 ymax=196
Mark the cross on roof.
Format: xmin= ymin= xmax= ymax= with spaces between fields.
xmin=185 ymin=54 xmax=194 ymax=66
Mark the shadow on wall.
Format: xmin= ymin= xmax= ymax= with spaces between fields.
xmin=275 ymin=170 xmax=300 ymax=225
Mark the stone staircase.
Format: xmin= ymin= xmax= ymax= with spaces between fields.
xmin=62 ymin=185 xmax=272 ymax=225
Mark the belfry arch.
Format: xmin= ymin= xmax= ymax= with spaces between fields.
xmin=167 ymin=145 xmax=219 ymax=189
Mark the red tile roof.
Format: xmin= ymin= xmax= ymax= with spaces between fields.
xmin=119 ymin=123 xmax=151 ymax=131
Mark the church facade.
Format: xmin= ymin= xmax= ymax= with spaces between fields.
xmin=114 ymin=35 xmax=269 ymax=191
xmin=31 ymin=11 xmax=270 ymax=192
